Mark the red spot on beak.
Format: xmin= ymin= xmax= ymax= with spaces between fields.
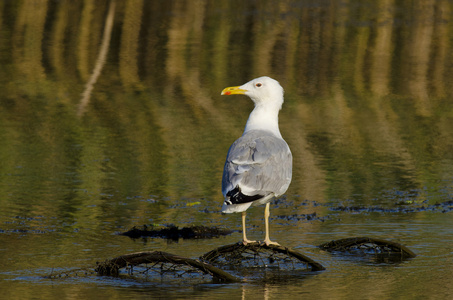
xmin=225 ymin=91 xmax=231 ymax=95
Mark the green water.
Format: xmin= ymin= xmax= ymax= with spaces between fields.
xmin=1 ymin=1 xmax=452 ymax=299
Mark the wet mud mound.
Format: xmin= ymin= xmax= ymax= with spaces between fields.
xmin=120 ymin=224 xmax=234 ymax=240
xmin=319 ymin=237 xmax=416 ymax=263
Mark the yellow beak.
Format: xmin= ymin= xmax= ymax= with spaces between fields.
xmin=221 ymin=86 xmax=247 ymax=96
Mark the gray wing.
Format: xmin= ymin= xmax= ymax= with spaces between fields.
xmin=222 ymin=130 xmax=292 ymax=198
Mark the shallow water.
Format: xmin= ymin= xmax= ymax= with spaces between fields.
xmin=1 ymin=1 xmax=453 ymax=299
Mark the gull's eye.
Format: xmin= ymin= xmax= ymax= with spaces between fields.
xmin=255 ymin=83 xmax=262 ymax=88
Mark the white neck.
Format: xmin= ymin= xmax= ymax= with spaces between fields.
xmin=243 ymin=104 xmax=282 ymax=138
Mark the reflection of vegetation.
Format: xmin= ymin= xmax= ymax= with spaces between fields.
xmin=1 ymin=1 xmax=453 ymax=229
xmin=78 ymin=0 xmax=116 ymax=116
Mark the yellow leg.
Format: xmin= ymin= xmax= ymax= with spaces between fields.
xmin=263 ymin=202 xmax=280 ymax=246
xmin=242 ymin=211 xmax=256 ymax=245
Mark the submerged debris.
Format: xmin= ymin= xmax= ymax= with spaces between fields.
xmin=319 ymin=237 xmax=416 ymax=262
xmin=47 ymin=242 xmax=325 ymax=284
xmin=93 ymin=242 xmax=327 ymax=284
xmin=331 ymin=199 xmax=453 ymax=214
xmin=44 ymin=236 xmax=419 ymax=284
xmin=45 ymin=268 xmax=97 ymax=279
xmin=274 ymin=212 xmax=326 ymax=222
xmin=201 ymin=242 xmax=325 ymax=272
xmin=95 ymin=250 xmax=240 ymax=283
xmin=92 ymin=243 xmax=325 ymax=284
xmin=120 ymin=224 xmax=234 ymax=240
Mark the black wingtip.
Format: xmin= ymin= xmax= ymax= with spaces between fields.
xmin=225 ymin=186 xmax=264 ymax=205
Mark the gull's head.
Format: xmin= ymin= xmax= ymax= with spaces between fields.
xmin=221 ymin=76 xmax=284 ymax=109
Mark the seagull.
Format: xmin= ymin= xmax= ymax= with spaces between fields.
xmin=221 ymin=76 xmax=292 ymax=246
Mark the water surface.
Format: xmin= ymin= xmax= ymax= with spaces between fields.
xmin=1 ymin=1 xmax=453 ymax=299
